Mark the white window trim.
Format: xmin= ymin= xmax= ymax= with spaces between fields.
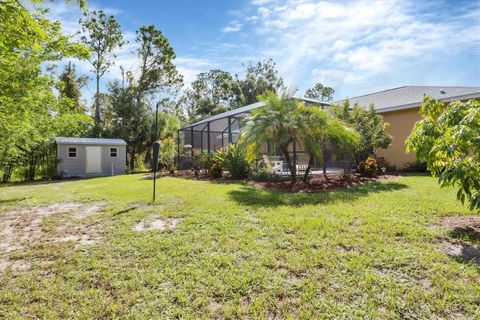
xmin=68 ymin=147 xmax=77 ymax=158
xmin=110 ymin=147 xmax=118 ymax=158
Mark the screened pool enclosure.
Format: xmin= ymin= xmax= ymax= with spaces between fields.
xmin=176 ymin=98 xmax=340 ymax=174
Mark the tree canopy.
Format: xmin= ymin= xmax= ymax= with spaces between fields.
xmin=329 ymin=100 xmax=392 ymax=163
xmin=304 ymin=83 xmax=335 ymax=103
xmin=407 ymin=97 xmax=480 ymax=211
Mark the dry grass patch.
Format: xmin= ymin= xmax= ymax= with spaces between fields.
xmin=432 ymin=215 xmax=480 ymax=266
xmin=0 ymin=202 xmax=108 ymax=272
xmin=132 ymin=217 xmax=180 ymax=232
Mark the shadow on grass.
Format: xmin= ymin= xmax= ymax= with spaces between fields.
xmin=112 ymin=207 xmax=137 ymax=217
xmin=227 ymin=181 xmax=408 ymax=207
xmin=0 ymin=197 xmax=27 ymax=204
xmin=449 ymin=227 xmax=480 ymax=244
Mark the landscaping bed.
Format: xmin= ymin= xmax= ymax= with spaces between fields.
xmin=147 ymin=170 xmax=401 ymax=192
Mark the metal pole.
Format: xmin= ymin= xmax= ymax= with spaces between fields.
xmin=176 ymin=129 xmax=180 ymax=170
xmin=155 ymin=103 xmax=159 ymax=143
xmin=207 ymin=122 xmax=211 ymax=154
xmin=293 ymin=139 xmax=297 ymax=175
xmin=153 ymin=170 xmax=156 ymax=202
xmin=190 ymin=127 xmax=194 ymax=158
xmin=228 ymin=117 xmax=232 ymax=144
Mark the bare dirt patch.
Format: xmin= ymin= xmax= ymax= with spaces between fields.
xmin=133 ymin=217 xmax=180 ymax=232
xmin=0 ymin=202 xmax=108 ymax=272
xmin=434 ymin=215 xmax=480 ymax=239
xmin=432 ymin=215 xmax=480 ymax=266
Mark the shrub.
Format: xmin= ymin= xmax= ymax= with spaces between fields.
xmin=248 ymin=168 xmax=281 ymax=182
xmin=192 ymin=148 xmax=208 ymax=177
xmin=222 ymin=144 xmax=249 ymax=179
xmin=402 ymin=161 xmax=428 ymax=173
xmin=357 ymin=156 xmax=377 ymax=177
xmin=209 ymin=149 xmax=224 ymax=178
xmin=376 ymin=157 xmax=396 ymax=173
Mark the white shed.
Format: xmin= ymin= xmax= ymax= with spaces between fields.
xmin=56 ymin=137 xmax=127 ymax=178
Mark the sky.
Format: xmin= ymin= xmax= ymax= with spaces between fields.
xmin=47 ymin=0 xmax=480 ymax=102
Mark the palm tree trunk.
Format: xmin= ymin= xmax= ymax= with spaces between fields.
xmin=303 ymin=155 xmax=314 ymax=183
xmin=281 ymin=145 xmax=296 ymax=182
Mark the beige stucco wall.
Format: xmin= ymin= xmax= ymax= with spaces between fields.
xmin=376 ymin=107 xmax=422 ymax=168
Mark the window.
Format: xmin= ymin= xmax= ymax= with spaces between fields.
xmin=110 ymin=147 xmax=117 ymax=157
xmin=68 ymin=147 xmax=77 ymax=158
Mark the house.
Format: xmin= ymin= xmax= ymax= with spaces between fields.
xmin=335 ymin=86 xmax=480 ymax=168
xmin=56 ymin=137 xmax=127 ymax=177
xmin=177 ymin=85 xmax=480 ymax=171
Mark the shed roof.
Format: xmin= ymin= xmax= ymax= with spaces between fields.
xmin=335 ymin=86 xmax=480 ymax=113
xmin=56 ymin=137 xmax=127 ymax=146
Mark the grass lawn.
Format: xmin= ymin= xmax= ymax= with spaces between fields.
xmin=0 ymin=174 xmax=479 ymax=319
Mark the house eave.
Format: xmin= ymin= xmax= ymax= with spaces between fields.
xmin=376 ymin=92 xmax=480 ymax=114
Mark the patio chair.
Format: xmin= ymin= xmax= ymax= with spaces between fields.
xmin=262 ymin=154 xmax=283 ymax=174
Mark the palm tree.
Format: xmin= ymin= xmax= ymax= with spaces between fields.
xmin=240 ymin=91 xmax=299 ymax=181
xmin=295 ymin=103 xmax=360 ymax=182
xmin=241 ymin=91 xmax=359 ymax=183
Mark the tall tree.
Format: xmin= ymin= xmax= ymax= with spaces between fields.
xmin=0 ymin=0 xmax=90 ymax=182
xmin=134 ymin=25 xmax=182 ymax=167
xmin=135 ymin=25 xmax=183 ymax=102
xmin=188 ymin=69 xmax=234 ymax=120
xmin=304 ymin=82 xmax=335 ymax=103
xmin=80 ymin=10 xmax=124 ymax=132
xmin=57 ymin=62 xmax=88 ymax=113
xmin=231 ymin=58 xmax=285 ymax=109
xmin=108 ymin=76 xmax=149 ymax=171
xmin=107 ymin=25 xmax=182 ymax=171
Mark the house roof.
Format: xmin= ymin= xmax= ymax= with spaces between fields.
xmin=56 ymin=137 xmax=127 ymax=146
xmin=335 ymin=86 xmax=480 ymax=113
xmin=181 ymin=97 xmax=328 ymax=131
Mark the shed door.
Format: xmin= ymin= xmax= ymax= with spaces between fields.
xmin=86 ymin=146 xmax=102 ymax=173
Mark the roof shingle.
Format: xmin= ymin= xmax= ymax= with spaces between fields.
xmin=335 ymin=86 xmax=480 ymax=112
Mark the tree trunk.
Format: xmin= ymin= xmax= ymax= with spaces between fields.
xmin=95 ymin=74 xmax=100 ymax=130
xmin=303 ymin=155 xmax=314 ymax=183
xmin=129 ymin=144 xmax=136 ymax=172
xmin=281 ymin=145 xmax=296 ymax=183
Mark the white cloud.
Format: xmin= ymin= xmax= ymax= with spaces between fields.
xmin=244 ymin=0 xmax=480 ymax=94
xmin=251 ymin=0 xmax=273 ymax=5
xmin=222 ymin=20 xmax=243 ymax=33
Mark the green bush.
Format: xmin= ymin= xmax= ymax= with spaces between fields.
xmin=357 ymin=156 xmax=377 ymax=177
xmin=192 ymin=148 xmax=208 ymax=177
xmin=209 ymin=149 xmax=224 ymax=178
xmin=248 ymin=168 xmax=281 ymax=182
xmin=402 ymin=161 xmax=428 ymax=173
xmin=222 ymin=144 xmax=249 ymax=179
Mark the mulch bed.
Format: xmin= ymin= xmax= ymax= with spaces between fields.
xmin=246 ymin=174 xmax=400 ymax=192
xmin=143 ymin=170 xmax=401 ymax=193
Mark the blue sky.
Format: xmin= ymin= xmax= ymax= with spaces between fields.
xmin=48 ymin=0 xmax=480 ymax=102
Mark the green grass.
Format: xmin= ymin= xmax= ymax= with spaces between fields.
xmin=0 ymin=174 xmax=479 ymax=319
